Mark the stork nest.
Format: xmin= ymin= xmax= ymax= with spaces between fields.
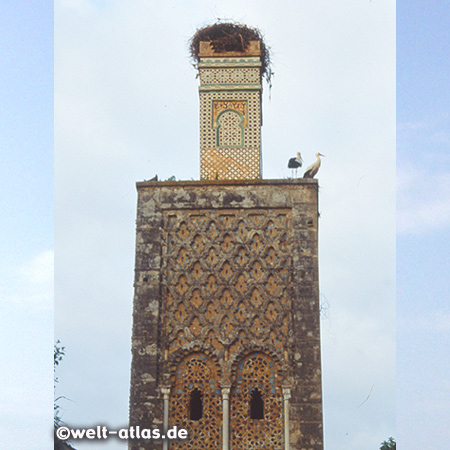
xmin=189 ymin=22 xmax=273 ymax=85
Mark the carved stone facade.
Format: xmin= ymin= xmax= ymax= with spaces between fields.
xmin=129 ymin=179 xmax=323 ymax=450
xmin=198 ymin=41 xmax=262 ymax=180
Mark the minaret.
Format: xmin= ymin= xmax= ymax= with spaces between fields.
xmin=129 ymin=23 xmax=323 ymax=450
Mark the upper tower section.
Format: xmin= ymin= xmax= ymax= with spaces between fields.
xmin=190 ymin=23 xmax=270 ymax=181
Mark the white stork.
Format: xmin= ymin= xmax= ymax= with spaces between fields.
xmin=303 ymin=153 xmax=325 ymax=179
xmin=288 ymin=152 xmax=303 ymax=177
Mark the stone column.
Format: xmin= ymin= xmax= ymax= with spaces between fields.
xmin=282 ymin=387 xmax=291 ymax=450
xmin=222 ymin=387 xmax=231 ymax=450
xmin=161 ymin=387 xmax=170 ymax=450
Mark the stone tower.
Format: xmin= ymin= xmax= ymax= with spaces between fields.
xmin=129 ymin=24 xmax=323 ymax=450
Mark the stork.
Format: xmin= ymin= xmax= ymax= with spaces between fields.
xmin=288 ymin=152 xmax=303 ymax=177
xmin=303 ymin=153 xmax=325 ymax=179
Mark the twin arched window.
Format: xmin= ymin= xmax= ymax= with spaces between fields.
xmin=189 ymin=387 xmax=264 ymax=421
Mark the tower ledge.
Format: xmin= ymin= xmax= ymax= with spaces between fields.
xmin=137 ymin=178 xmax=318 ymax=189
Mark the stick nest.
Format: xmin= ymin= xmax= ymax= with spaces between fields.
xmin=189 ymin=22 xmax=273 ymax=85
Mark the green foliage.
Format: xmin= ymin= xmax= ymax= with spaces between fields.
xmin=54 ymin=341 xmax=65 ymax=429
xmin=54 ymin=341 xmax=76 ymax=449
xmin=54 ymin=340 xmax=65 ymax=382
xmin=380 ymin=437 xmax=396 ymax=450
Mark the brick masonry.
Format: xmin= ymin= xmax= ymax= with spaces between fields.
xmin=128 ymin=178 xmax=323 ymax=450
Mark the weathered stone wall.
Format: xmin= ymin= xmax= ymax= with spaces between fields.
xmin=129 ymin=179 xmax=323 ymax=450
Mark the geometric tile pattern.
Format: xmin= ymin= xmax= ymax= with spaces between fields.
xmin=200 ymin=67 xmax=260 ymax=85
xmin=212 ymin=101 xmax=247 ymax=128
xmin=162 ymin=208 xmax=292 ymax=365
xmin=200 ymin=147 xmax=260 ymax=180
xmin=217 ymin=110 xmax=243 ymax=147
xmin=200 ymin=91 xmax=261 ymax=149
xmin=169 ymin=354 xmax=222 ymax=450
xmin=198 ymin=57 xmax=262 ymax=180
xmin=162 ymin=208 xmax=291 ymax=449
xmin=230 ymin=353 xmax=282 ymax=450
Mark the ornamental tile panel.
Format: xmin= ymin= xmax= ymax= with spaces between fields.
xmin=199 ymin=82 xmax=261 ymax=180
xmin=162 ymin=208 xmax=293 ymax=364
xmin=169 ymin=354 xmax=222 ymax=450
xmin=230 ymin=353 xmax=283 ymax=450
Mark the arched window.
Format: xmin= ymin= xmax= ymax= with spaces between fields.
xmin=249 ymin=388 xmax=264 ymax=419
xmin=189 ymin=388 xmax=203 ymax=421
xmin=217 ymin=110 xmax=244 ymax=147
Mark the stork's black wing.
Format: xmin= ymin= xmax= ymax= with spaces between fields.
xmin=288 ymin=158 xmax=301 ymax=169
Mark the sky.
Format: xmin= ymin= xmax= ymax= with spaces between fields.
xmin=0 ymin=1 xmax=53 ymax=449
xmin=396 ymin=1 xmax=450 ymax=449
xmin=0 ymin=1 xmax=447 ymax=450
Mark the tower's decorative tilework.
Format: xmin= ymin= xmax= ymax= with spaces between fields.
xmin=200 ymin=90 xmax=261 ymax=180
xmin=212 ymin=100 xmax=248 ymax=128
xmin=199 ymin=55 xmax=262 ymax=180
xmin=169 ymin=354 xmax=222 ymax=449
xmin=162 ymin=207 xmax=290 ymax=449
xmin=230 ymin=353 xmax=283 ymax=450
xmin=200 ymin=147 xmax=260 ymax=180
xmin=199 ymin=67 xmax=260 ymax=85
xmin=162 ymin=208 xmax=292 ymax=366
xmin=217 ymin=110 xmax=243 ymax=147
xmin=200 ymin=92 xmax=260 ymax=150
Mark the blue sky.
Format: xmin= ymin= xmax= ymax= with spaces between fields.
xmin=0 ymin=1 xmax=448 ymax=449
xmin=397 ymin=1 xmax=450 ymax=448
xmin=0 ymin=1 xmax=53 ymax=448
xmin=0 ymin=2 xmax=53 ymax=261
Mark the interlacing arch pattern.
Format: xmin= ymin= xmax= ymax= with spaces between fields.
xmin=163 ymin=209 xmax=292 ymax=448
xmin=162 ymin=208 xmax=293 ymax=366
